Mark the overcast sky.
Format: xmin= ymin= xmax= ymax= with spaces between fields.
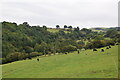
xmin=0 ymin=0 xmax=119 ymax=28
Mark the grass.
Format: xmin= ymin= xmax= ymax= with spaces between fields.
xmin=90 ymin=28 xmax=106 ymax=32
xmin=47 ymin=28 xmax=60 ymax=33
xmin=47 ymin=28 xmax=71 ymax=33
xmin=2 ymin=45 xmax=118 ymax=78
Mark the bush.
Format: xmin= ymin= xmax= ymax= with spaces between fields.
xmin=34 ymin=44 xmax=44 ymax=52
xmin=117 ymin=38 xmax=120 ymax=43
xmin=85 ymin=40 xmax=115 ymax=49
xmin=60 ymin=45 xmax=77 ymax=53
xmin=30 ymin=52 xmax=42 ymax=57
xmin=24 ymin=46 xmax=34 ymax=53
xmin=76 ymin=45 xmax=83 ymax=49
xmin=105 ymin=40 xmax=115 ymax=46
xmin=2 ymin=52 xmax=28 ymax=64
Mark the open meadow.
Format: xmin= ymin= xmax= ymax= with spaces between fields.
xmin=2 ymin=45 xmax=118 ymax=78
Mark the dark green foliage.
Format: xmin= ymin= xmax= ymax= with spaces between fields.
xmin=24 ymin=46 xmax=34 ymax=53
xmin=64 ymin=25 xmax=67 ymax=28
xmin=2 ymin=52 xmax=29 ymax=64
xmin=23 ymin=22 xmax=30 ymax=27
xmin=94 ymin=35 xmax=104 ymax=40
xmin=74 ymin=27 xmax=80 ymax=32
xmin=116 ymin=38 xmax=120 ymax=43
xmin=68 ymin=26 xmax=72 ymax=29
xmin=30 ymin=52 xmax=42 ymax=57
xmin=42 ymin=25 xmax=47 ymax=30
xmin=58 ymin=30 xmax=65 ymax=35
xmin=2 ymin=52 xmax=42 ymax=64
xmin=104 ymin=30 xmax=120 ymax=38
xmin=60 ymin=45 xmax=77 ymax=53
xmin=85 ymin=40 xmax=116 ymax=49
xmin=56 ymin=25 xmax=60 ymax=28
xmin=34 ymin=44 xmax=44 ymax=52
xmin=81 ymin=28 xmax=92 ymax=33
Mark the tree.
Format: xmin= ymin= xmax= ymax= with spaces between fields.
xmin=42 ymin=25 xmax=47 ymax=30
xmin=60 ymin=45 xmax=77 ymax=53
xmin=77 ymin=27 xmax=80 ymax=30
xmin=23 ymin=22 xmax=30 ymax=27
xmin=56 ymin=25 xmax=60 ymax=29
xmin=81 ymin=28 xmax=91 ymax=33
xmin=74 ymin=27 xmax=80 ymax=32
xmin=68 ymin=26 xmax=72 ymax=29
xmin=64 ymin=25 xmax=67 ymax=28
xmin=58 ymin=30 xmax=65 ymax=35
xmin=104 ymin=30 xmax=119 ymax=38
xmin=24 ymin=46 xmax=34 ymax=53
xmin=94 ymin=35 xmax=104 ymax=40
xmin=41 ymin=42 xmax=47 ymax=56
xmin=30 ymin=52 xmax=42 ymax=57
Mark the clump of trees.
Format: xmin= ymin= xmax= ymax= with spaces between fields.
xmin=60 ymin=45 xmax=77 ymax=53
xmin=104 ymin=30 xmax=120 ymax=38
xmin=2 ymin=52 xmax=42 ymax=64
xmin=85 ymin=40 xmax=116 ymax=49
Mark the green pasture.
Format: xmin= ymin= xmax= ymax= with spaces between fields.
xmin=2 ymin=45 xmax=118 ymax=78
xmin=47 ymin=28 xmax=70 ymax=33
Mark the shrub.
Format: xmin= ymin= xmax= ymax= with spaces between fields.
xmin=30 ymin=52 xmax=42 ymax=57
xmin=2 ymin=52 xmax=28 ymax=64
xmin=60 ymin=45 xmax=77 ymax=53
xmin=85 ymin=40 xmax=115 ymax=49
xmin=24 ymin=46 xmax=34 ymax=53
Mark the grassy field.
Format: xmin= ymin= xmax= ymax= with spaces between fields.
xmin=47 ymin=28 xmax=60 ymax=33
xmin=2 ymin=45 xmax=118 ymax=78
xmin=47 ymin=28 xmax=71 ymax=33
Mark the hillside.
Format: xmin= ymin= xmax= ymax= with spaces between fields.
xmin=1 ymin=21 xmax=120 ymax=64
xmin=2 ymin=45 xmax=118 ymax=78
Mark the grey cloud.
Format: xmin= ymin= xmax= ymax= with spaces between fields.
xmin=1 ymin=0 xmax=119 ymax=28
